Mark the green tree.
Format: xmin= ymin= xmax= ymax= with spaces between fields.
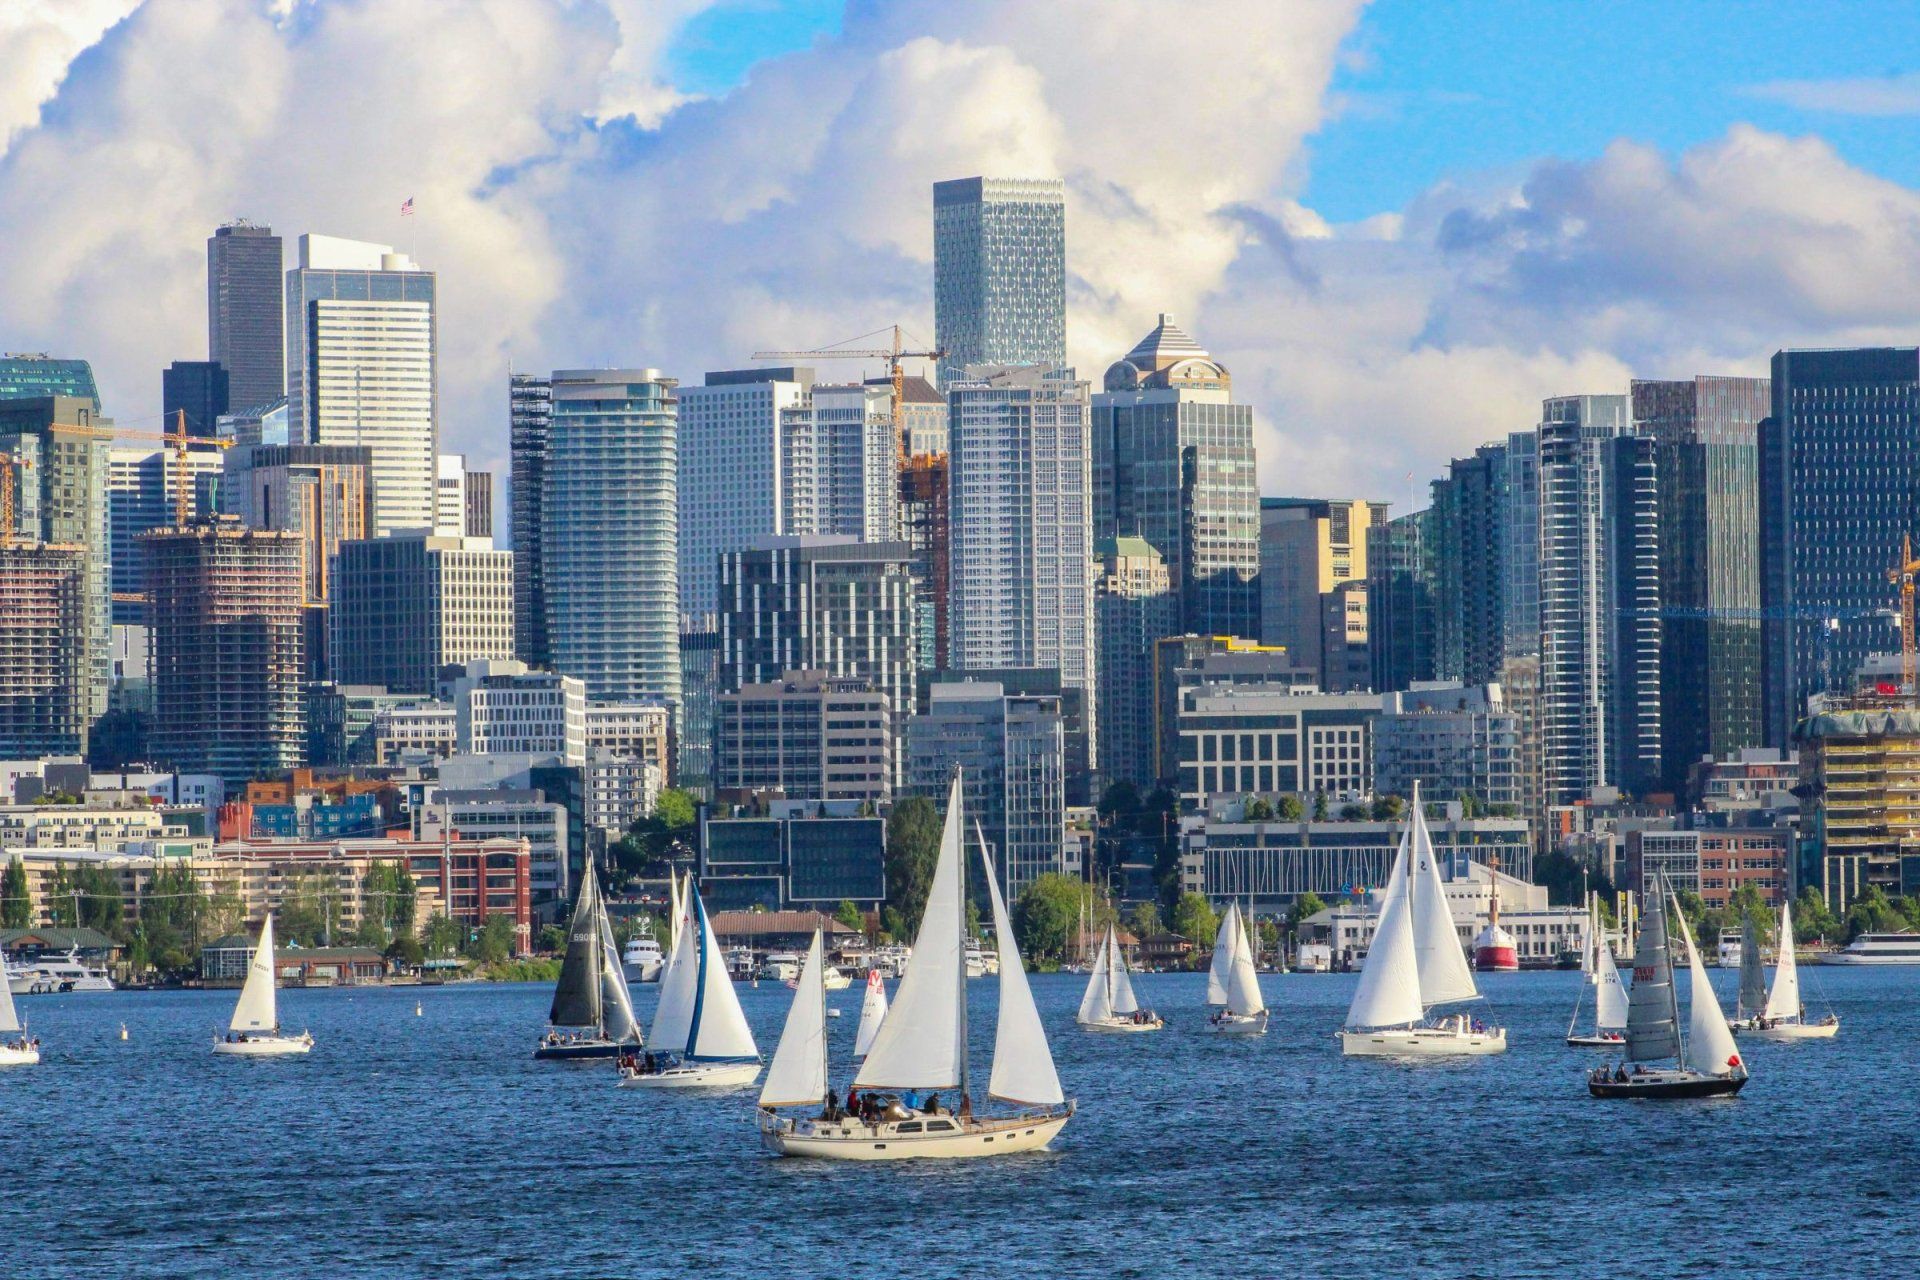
xmin=1370 ymin=794 xmax=1405 ymax=822
xmin=1244 ymin=796 xmax=1277 ymax=822
xmin=538 ymin=923 xmax=567 ymax=953
xmin=1126 ymin=901 xmax=1163 ymax=940
xmin=1276 ymin=794 xmax=1306 ymax=821
xmin=1531 ymin=851 xmax=1615 ymax=907
xmin=386 ymin=934 xmax=426 ymax=968
xmin=1288 ymin=890 xmax=1329 ymax=929
xmin=467 ymin=913 xmax=517 ymax=964
xmin=140 ymin=863 xmax=208 ymax=973
xmin=1172 ymin=892 xmax=1218 ymax=950
xmin=1338 ymin=802 xmax=1369 ymax=821
xmin=834 ymin=899 xmax=865 ymax=930
xmin=1792 ymin=886 xmax=1838 ymax=944
xmin=611 ymin=787 xmax=700 ymax=884
xmin=883 ymin=796 xmax=943 ymax=937
xmin=1312 ymin=791 xmax=1329 ymax=821
xmin=1456 ymin=789 xmax=1481 ymax=819
xmin=277 ymin=872 xmax=338 ymax=947
xmin=1844 ymin=885 xmax=1906 ymax=941
xmin=1011 ymin=873 xmax=1086 ymax=963
xmin=1 ymin=856 xmax=29 ymax=928
xmin=421 ymin=912 xmax=462 ymax=959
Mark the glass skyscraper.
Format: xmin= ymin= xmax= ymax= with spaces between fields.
xmin=543 ymin=369 xmax=681 ymax=711
xmin=933 ymin=177 xmax=1066 ymax=388
xmin=0 ymin=355 xmax=100 ymax=410
xmin=207 ymin=221 xmax=284 ymax=412
xmin=1430 ymin=442 xmax=1510 ymax=687
xmin=509 ymin=371 xmax=553 ymax=668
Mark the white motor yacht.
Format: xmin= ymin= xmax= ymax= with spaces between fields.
xmin=8 ymin=949 xmax=115 ymax=995
xmin=1824 ymin=931 xmax=1920 ymax=964
xmin=622 ymin=933 xmax=666 ymax=983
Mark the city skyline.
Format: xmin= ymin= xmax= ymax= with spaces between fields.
xmin=4 ymin=2 xmax=1919 ymax=504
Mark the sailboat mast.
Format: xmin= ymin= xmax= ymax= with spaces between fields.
xmin=957 ymin=800 xmax=971 ymax=1106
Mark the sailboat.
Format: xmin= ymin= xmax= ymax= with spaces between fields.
xmin=1205 ymin=904 xmax=1267 ymax=1035
xmin=1077 ymin=923 xmax=1163 ymax=1032
xmin=1733 ymin=898 xmax=1839 ymax=1040
xmin=620 ymin=872 xmax=760 ymax=1087
xmin=854 ymin=966 xmax=888 ymax=1058
xmin=212 ymin=914 xmax=313 ymax=1057
xmin=1339 ymin=786 xmax=1506 ymax=1056
xmin=536 ymin=860 xmax=643 ymax=1060
xmin=1588 ymin=877 xmax=1748 ymax=1097
xmin=1566 ymin=899 xmax=1628 ymax=1047
xmin=757 ymin=775 xmax=1073 ymax=1160
xmin=0 ymin=948 xmax=40 ymax=1066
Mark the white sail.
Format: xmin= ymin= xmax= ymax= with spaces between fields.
xmin=229 ymin=913 xmax=280 ymax=1033
xmin=0 ymin=947 xmax=20 ymax=1034
xmin=855 ymin=774 xmax=967 ymax=1092
xmin=667 ymin=869 xmax=683 ymax=954
xmin=1344 ymin=828 xmax=1424 ymax=1029
xmin=1206 ymin=904 xmax=1239 ymax=1005
xmin=1226 ymin=910 xmax=1265 ymax=1016
xmin=1076 ymin=934 xmax=1112 ymax=1023
xmin=1594 ymin=927 xmax=1629 ymax=1031
xmin=684 ymin=887 xmax=757 ymax=1061
xmin=1764 ymin=898 xmax=1803 ymax=1021
xmin=760 ymin=930 xmax=828 ymax=1107
xmin=1108 ymin=928 xmax=1140 ymax=1016
xmin=1672 ymin=891 xmax=1743 ymax=1077
xmin=854 ymin=967 xmax=888 ymax=1058
xmin=1408 ymin=794 xmax=1479 ymax=1007
xmin=649 ymin=873 xmax=699 ymax=1050
xmin=982 ymin=839 xmax=1065 ymax=1107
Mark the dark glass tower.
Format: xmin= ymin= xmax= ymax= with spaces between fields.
xmin=206 ymin=222 xmax=284 ymax=411
xmin=162 ymin=360 xmax=230 ymax=435
xmin=509 ymin=371 xmax=552 ymax=668
xmin=1431 ymin=443 xmax=1509 ymax=687
xmin=1367 ymin=508 xmax=1437 ymax=694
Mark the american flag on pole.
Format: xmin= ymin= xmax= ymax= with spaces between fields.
xmin=400 ymin=197 xmax=415 ymax=216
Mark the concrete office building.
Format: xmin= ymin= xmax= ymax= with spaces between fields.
xmin=286 ymin=234 xmax=437 ymax=535
xmin=1095 ymin=536 xmax=1179 ymax=789
xmin=1172 ymin=683 xmax=1379 ymax=812
xmin=207 ymin=222 xmax=284 ymax=412
xmin=1153 ymin=636 xmax=1313 ymax=787
xmin=932 ymin=176 xmax=1066 ymax=387
xmin=1093 ymin=315 xmax=1259 ymax=638
xmin=1373 ymin=683 xmax=1522 ymax=813
xmin=143 ymin=521 xmax=306 ymax=782
xmin=0 ymin=544 xmax=89 ymax=757
xmin=332 ymin=533 xmax=513 ymax=695
xmin=1260 ymin=497 xmax=1388 ymax=693
xmin=449 ymin=660 xmax=586 ymax=760
xmin=508 ymin=371 xmax=552 ymax=667
xmin=713 ymin=671 xmax=892 ymax=803
xmin=543 ymin=369 xmax=681 ymax=709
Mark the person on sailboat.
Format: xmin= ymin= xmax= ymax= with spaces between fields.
xmin=923 ymin=1093 xmax=940 ymax=1115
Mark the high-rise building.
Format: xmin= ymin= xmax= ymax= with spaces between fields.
xmin=1094 ymin=536 xmax=1179 ymax=790
xmin=1373 ymin=683 xmax=1523 ymax=813
xmin=0 ymin=395 xmax=111 ymax=741
xmin=1430 ymin=443 xmax=1510 ymax=687
xmin=675 ymin=367 xmax=813 ymax=627
xmin=808 ymin=382 xmax=900 ymax=543
xmin=107 ymin=442 xmax=225 ymax=624
xmin=543 ymin=369 xmax=680 ymax=709
xmin=508 ymin=372 xmax=552 ymax=668
xmin=946 ymin=365 xmax=1095 ymax=742
xmin=286 ymin=234 xmax=436 ymax=535
xmin=717 ymin=536 xmax=917 ymax=789
xmin=0 ymin=354 xmax=100 ymax=410
xmin=1171 ymin=683 xmax=1380 ymax=811
xmin=332 ymin=532 xmax=514 ymax=695
xmin=1367 ymin=508 xmax=1438 ymax=694
xmin=932 ymin=177 xmax=1066 ymax=387
xmin=906 ymin=680 xmax=1065 ymax=898
xmin=162 ymin=361 xmax=230 ymax=436
xmin=1259 ymin=497 xmax=1388 ymax=692
xmin=464 ymin=468 xmax=492 ymax=540
xmin=1761 ymin=348 xmax=1920 ymax=745
xmin=898 ymin=452 xmax=950 ymax=672
xmin=677 ymin=628 xmax=720 ymax=794
xmin=1636 ymin=376 xmax=1770 ymax=791
xmin=143 ymin=521 xmax=306 ymax=782
xmin=207 ymin=221 xmax=284 ymax=413
xmin=0 ymin=544 xmax=88 ymax=756
xmin=1093 ymin=314 xmax=1260 ymax=639
xmin=714 ymin=671 xmax=892 ymax=803
xmin=434 ymin=452 xmax=468 ymax=536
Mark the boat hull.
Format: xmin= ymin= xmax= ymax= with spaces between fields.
xmin=534 ymin=1038 xmax=628 ymax=1060
xmin=1208 ymin=1010 xmax=1268 ymax=1037
xmin=618 ymin=1061 xmax=761 ymax=1089
xmin=760 ymin=1107 xmax=1071 ymax=1161
xmin=212 ymin=1033 xmax=313 ymax=1057
xmin=1819 ymin=953 xmax=1920 ymax=965
xmin=1735 ymin=1019 xmax=1839 ymax=1040
xmin=622 ymin=961 xmax=665 ymax=983
xmin=1588 ymin=1069 xmax=1746 ymax=1099
xmin=0 ymin=1041 xmax=41 ymax=1066
xmin=1340 ymin=1025 xmax=1508 ymax=1057
xmin=1566 ymin=1033 xmax=1627 ymax=1049
xmin=1077 ymin=1015 xmax=1164 ymax=1034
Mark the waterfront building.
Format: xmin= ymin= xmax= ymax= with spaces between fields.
xmin=1092 ymin=314 xmax=1259 ymax=639
xmin=1172 ymin=683 xmax=1380 ymax=812
xmin=1153 ymin=636 xmax=1312 ymax=787
xmin=932 ymin=176 xmax=1066 ymax=387
xmin=906 ymin=680 xmax=1065 ymax=897
xmin=1260 ymin=496 xmax=1387 ymax=693
xmin=1293 ymin=859 xmax=1578 ymax=968
xmin=543 ymin=369 xmax=680 ymax=709
xmin=507 ymin=371 xmax=552 ymax=667
xmin=675 ymin=367 xmax=814 ymax=627
xmin=717 ymin=537 xmax=917 ymax=789
xmin=207 ymin=221 xmax=284 ymax=412
xmin=713 ymin=671 xmax=891 ymax=803
xmin=141 ymin=521 xmax=307 ymax=782
xmin=162 ymin=361 xmax=229 ymax=436
xmin=0 ymin=354 xmax=100 ymax=409
xmin=1095 ymin=537 xmax=1179 ymax=789
xmin=332 ymin=533 xmax=513 ymax=696
xmin=1367 ymin=508 xmax=1437 ymax=694
xmin=286 ymin=234 xmax=437 ymax=535
xmin=1760 ymin=347 xmax=1920 ymax=744
xmin=415 ymin=787 xmax=569 ymax=907
xmin=1430 ymin=442 xmax=1511 ymax=687
xmin=698 ymin=801 xmax=887 ymax=913
xmin=946 ymin=364 xmax=1095 ymax=743
xmin=0 ymin=544 xmax=89 ymax=757
xmin=1374 ymin=683 xmax=1522 ymax=813
xmin=1798 ymin=705 xmax=1920 ymax=903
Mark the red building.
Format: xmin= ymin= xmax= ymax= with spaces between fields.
xmin=1697 ymin=828 xmax=1791 ymax=909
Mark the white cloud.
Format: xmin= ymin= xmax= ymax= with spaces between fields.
xmin=1744 ymin=71 xmax=1920 ymax=117
xmin=0 ymin=0 xmax=139 ymax=156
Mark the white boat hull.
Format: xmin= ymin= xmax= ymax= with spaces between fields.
xmin=0 ymin=1041 xmax=40 ymax=1066
xmin=1567 ymin=1032 xmax=1627 ymax=1049
xmin=1819 ymin=953 xmax=1920 ymax=965
xmin=623 ymin=960 xmax=665 ymax=983
xmin=760 ymin=1107 xmax=1071 ymax=1161
xmin=1209 ymin=1010 xmax=1268 ymax=1037
xmin=1077 ymin=1015 xmax=1164 ymax=1034
xmin=1340 ymin=1025 xmax=1508 ymax=1056
xmin=212 ymin=1032 xmax=313 ymax=1057
xmin=1735 ymin=1019 xmax=1839 ymax=1040
xmin=618 ymin=1060 xmax=761 ymax=1089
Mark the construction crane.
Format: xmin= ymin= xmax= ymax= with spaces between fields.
xmin=95 ymin=410 xmax=235 ymax=527
xmin=752 ymin=325 xmax=946 ymax=472
xmin=0 ymin=451 xmax=29 ymax=548
xmin=1890 ymin=534 xmax=1920 ymax=696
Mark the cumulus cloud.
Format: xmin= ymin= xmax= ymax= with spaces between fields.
xmin=1744 ymin=71 xmax=1920 ymax=116
xmin=0 ymin=0 xmax=139 ymax=156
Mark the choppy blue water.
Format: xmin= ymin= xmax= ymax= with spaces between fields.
xmin=3 ymin=967 xmax=1907 ymax=1278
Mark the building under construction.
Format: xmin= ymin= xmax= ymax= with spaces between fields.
xmin=899 ymin=451 xmax=949 ymax=669
xmin=0 ymin=542 xmax=88 ymax=755
xmin=143 ymin=520 xmax=307 ymax=782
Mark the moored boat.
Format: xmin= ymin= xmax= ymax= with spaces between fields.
xmin=1823 ymin=931 xmax=1920 ymax=965
xmin=0 ymin=948 xmax=40 ymax=1066
xmin=212 ymin=914 xmax=313 ymax=1057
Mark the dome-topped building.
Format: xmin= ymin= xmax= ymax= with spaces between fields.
xmin=1103 ymin=314 xmax=1232 ymax=393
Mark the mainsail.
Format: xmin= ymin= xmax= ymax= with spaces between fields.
xmin=230 ymin=913 xmax=281 ymax=1033
xmin=982 ymin=837 xmax=1065 ymax=1107
xmin=1737 ymin=912 xmax=1767 ymax=1020
xmin=1408 ymin=794 xmax=1479 ymax=1008
xmin=1593 ymin=920 xmax=1629 ymax=1031
xmin=1077 ymin=930 xmax=1113 ymax=1024
xmin=1224 ymin=909 xmax=1265 ymax=1017
xmin=1623 ymin=879 xmax=1681 ymax=1064
xmin=760 ymin=930 xmax=829 ymax=1108
xmin=1673 ymin=893 xmax=1742 ymax=1078
xmin=1343 ymin=827 xmax=1423 ymax=1030
xmin=854 ymin=774 xmax=967 ymax=1092
xmin=682 ymin=888 xmax=758 ymax=1062
xmin=854 ymin=967 xmax=888 ymax=1058
xmin=1764 ymin=898 xmax=1803 ymax=1021
xmin=0 ymin=942 xmax=20 ymax=1034
xmin=1206 ymin=905 xmax=1240 ymax=1005
xmin=597 ymin=903 xmax=641 ymax=1044
xmin=649 ymin=873 xmax=700 ymax=1050
xmin=1107 ymin=927 xmax=1140 ymax=1016
xmin=549 ymin=862 xmax=605 ymax=1030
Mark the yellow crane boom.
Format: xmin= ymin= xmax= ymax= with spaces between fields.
xmin=752 ymin=325 xmax=946 ymax=472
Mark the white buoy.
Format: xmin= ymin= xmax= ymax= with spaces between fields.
xmin=119 ymin=1022 xmax=128 ymax=1041
xmin=415 ymin=1001 xmax=423 ymax=1017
